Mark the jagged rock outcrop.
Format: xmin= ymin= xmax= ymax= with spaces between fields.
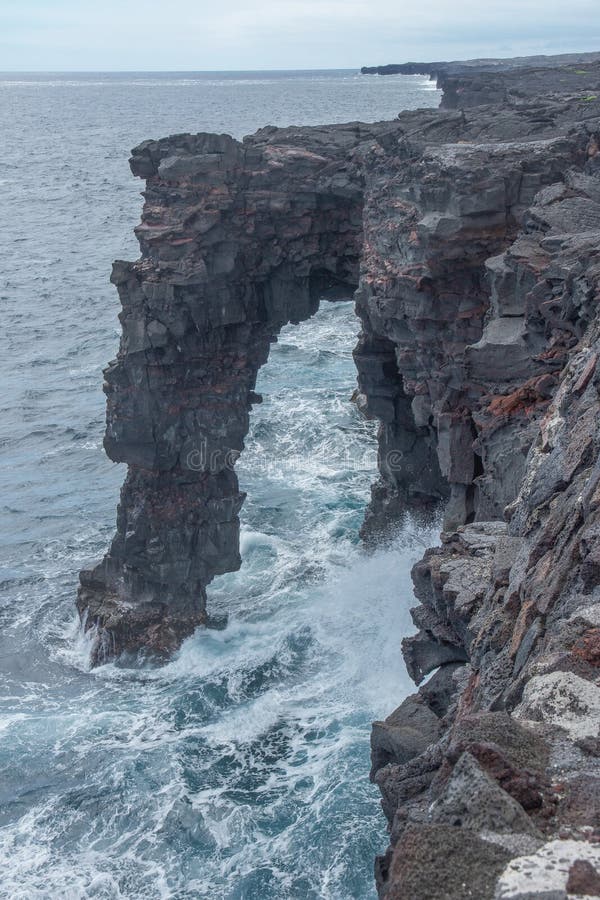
xmin=361 ymin=50 xmax=600 ymax=77
xmin=439 ymin=60 xmax=600 ymax=110
xmin=361 ymin=53 xmax=600 ymax=116
xmin=79 ymin=92 xmax=600 ymax=659
xmin=370 ymin=81 xmax=600 ymax=899
xmin=356 ymin=105 xmax=598 ymax=532
xmin=78 ymin=124 xmax=374 ymax=661
xmin=77 ymin=54 xmax=600 ymax=898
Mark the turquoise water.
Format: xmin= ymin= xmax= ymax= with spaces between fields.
xmin=0 ymin=71 xmax=440 ymax=898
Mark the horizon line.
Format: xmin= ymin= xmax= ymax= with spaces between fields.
xmin=0 ymin=66 xmax=365 ymax=74
xmin=2 ymin=47 xmax=598 ymax=76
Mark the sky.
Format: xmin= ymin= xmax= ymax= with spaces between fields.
xmin=1 ymin=0 xmax=599 ymax=71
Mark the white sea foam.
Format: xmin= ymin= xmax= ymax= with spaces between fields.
xmin=0 ymin=75 xmax=442 ymax=899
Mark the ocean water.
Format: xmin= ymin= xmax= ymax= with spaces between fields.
xmin=0 ymin=71 xmax=441 ymax=899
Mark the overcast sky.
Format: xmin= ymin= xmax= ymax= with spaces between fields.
xmin=1 ymin=0 xmax=599 ymax=71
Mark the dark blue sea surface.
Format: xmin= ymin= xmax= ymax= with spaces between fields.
xmin=0 ymin=71 xmax=440 ymax=898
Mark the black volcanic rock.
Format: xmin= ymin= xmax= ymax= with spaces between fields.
xmin=77 ymin=54 xmax=600 ymax=898
xmin=78 ymin=123 xmax=374 ymax=662
xmin=439 ymin=61 xmax=600 ymax=110
xmin=79 ymin=97 xmax=600 ymax=660
xmin=361 ymin=49 xmax=600 ymax=77
xmin=371 ymin=116 xmax=600 ymax=897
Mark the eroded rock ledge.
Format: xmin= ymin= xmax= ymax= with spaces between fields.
xmin=78 ymin=57 xmax=600 ymax=897
xmin=360 ymin=49 xmax=600 ymax=78
xmin=366 ymin=68 xmax=600 ymax=900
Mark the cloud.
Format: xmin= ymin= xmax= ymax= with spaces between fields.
xmin=0 ymin=0 xmax=599 ymax=70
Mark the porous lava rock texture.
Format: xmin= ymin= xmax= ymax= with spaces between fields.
xmin=77 ymin=56 xmax=600 ymax=897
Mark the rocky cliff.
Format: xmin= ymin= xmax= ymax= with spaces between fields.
xmin=361 ymin=50 xmax=600 ymax=77
xmin=372 ymin=143 xmax=600 ymax=899
xmin=78 ymin=59 xmax=600 ymax=898
xmin=438 ymin=61 xmax=600 ymax=112
xmin=364 ymin=69 xmax=600 ymax=899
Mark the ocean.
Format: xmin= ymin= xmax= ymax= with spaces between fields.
xmin=0 ymin=70 xmax=440 ymax=899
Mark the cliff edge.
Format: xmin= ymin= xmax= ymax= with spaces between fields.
xmin=77 ymin=58 xmax=600 ymax=897
xmin=361 ymin=50 xmax=600 ymax=77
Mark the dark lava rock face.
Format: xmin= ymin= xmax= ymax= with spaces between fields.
xmin=367 ymin=63 xmax=600 ymax=900
xmin=78 ymin=53 xmax=600 ymax=898
xmin=361 ymin=49 xmax=600 ymax=77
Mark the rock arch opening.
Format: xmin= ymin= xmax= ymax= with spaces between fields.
xmin=78 ymin=127 xmax=388 ymax=663
xmin=77 ymin=111 xmax=585 ymax=662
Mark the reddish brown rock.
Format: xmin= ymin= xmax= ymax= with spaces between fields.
xmin=566 ymin=859 xmax=600 ymax=896
xmin=573 ymin=628 xmax=600 ymax=667
xmin=382 ymin=824 xmax=511 ymax=900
